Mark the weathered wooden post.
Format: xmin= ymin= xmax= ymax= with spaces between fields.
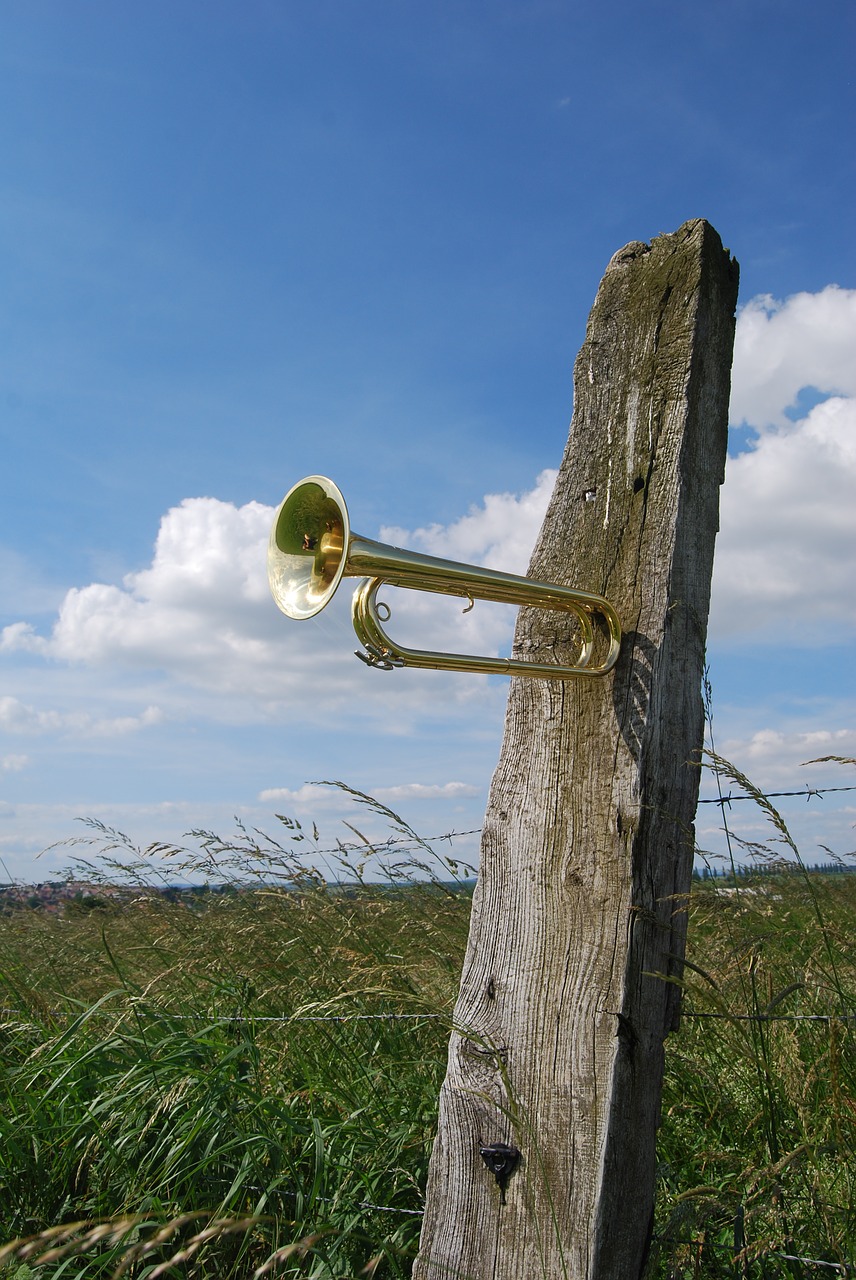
xmin=414 ymin=220 xmax=739 ymax=1280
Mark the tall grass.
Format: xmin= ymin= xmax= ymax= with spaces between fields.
xmin=0 ymin=790 xmax=473 ymax=1278
xmin=651 ymin=753 xmax=856 ymax=1278
xmin=1 ymin=772 xmax=853 ymax=1278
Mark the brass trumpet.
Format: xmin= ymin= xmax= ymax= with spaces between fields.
xmin=267 ymin=475 xmax=621 ymax=679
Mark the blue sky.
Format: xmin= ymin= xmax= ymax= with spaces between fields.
xmin=1 ymin=0 xmax=854 ymax=881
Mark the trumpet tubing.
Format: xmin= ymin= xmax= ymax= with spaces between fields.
xmin=267 ymin=475 xmax=621 ymax=679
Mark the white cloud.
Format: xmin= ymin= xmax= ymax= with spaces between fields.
xmin=374 ymin=469 xmax=555 ymax=664
xmin=710 ymin=286 xmax=856 ymax=643
xmin=95 ymin=706 xmax=166 ymax=736
xmin=0 ymin=622 xmax=46 ymax=654
xmin=730 ymin=285 xmax=856 ymax=428
xmin=373 ymin=781 xmax=480 ymax=801
xmin=1 ymin=754 xmax=29 ymax=772
xmin=257 ymin=778 xmax=479 ymax=808
xmin=3 ymin=287 xmax=855 ymax=877
xmin=257 ymin=783 xmax=349 ymax=806
xmin=711 ymin=394 xmax=856 ymax=641
xmin=381 ymin=468 xmax=555 ymax=573
xmin=0 ymin=696 xmax=60 ymax=733
xmin=696 ymin=725 xmax=856 ymax=863
xmin=0 ymin=478 xmax=555 ymax=725
xmin=48 ymin=497 xmax=276 ymax=673
xmin=718 ymin=726 xmax=856 ymax=780
xmin=0 ymin=694 xmax=164 ymax=738
xmin=1 ymin=284 xmax=852 ymax=774
xmin=1 ymin=497 xmax=316 ymax=705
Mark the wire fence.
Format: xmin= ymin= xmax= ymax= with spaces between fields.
xmin=3 ymin=1005 xmax=855 ymax=1025
xmin=697 ymin=785 xmax=856 ymax=805
xmin=4 ymin=785 xmax=849 ymax=887
xmin=3 ymin=776 xmax=853 ymax=1271
xmin=650 ymin=1239 xmax=853 ymax=1276
xmin=4 ymin=983 xmax=852 ymax=1267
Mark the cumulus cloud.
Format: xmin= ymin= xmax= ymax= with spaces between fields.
xmin=696 ymin=723 xmax=856 ymax=860
xmin=374 ymin=468 xmax=555 ymax=661
xmin=258 ymin=778 xmax=478 ymax=807
xmin=0 ymin=497 xmax=313 ymax=702
xmin=1 ymin=754 xmax=29 ymax=772
xmin=0 ymin=479 xmax=554 ymax=727
xmin=0 ymin=623 xmax=45 ymax=654
xmin=0 ymin=694 xmax=164 ymax=738
xmin=45 ymin=498 xmax=274 ymax=672
xmin=730 ymin=285 xmax=856 ymax=428
xmin=381 ymin=468 xmax=556 ymax=573
xmin=711 ymin=395 xmax=856 ymax=640
xmin=257 ymin=783 xmax=352 ymax=806
xmin=710 ymin=286 xmax=856 ymax=643
xmin=734 ymin=726 xmax=855 ymax=770
xmin=372 ymin=781 xmax=480 ymax=801
xmin=2 ymin=285 xmax=852 ymax=735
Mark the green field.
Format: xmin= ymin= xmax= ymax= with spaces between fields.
xmin=1 ymin=798 xmax=854 ymax=1278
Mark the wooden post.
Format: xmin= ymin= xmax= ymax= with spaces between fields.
xmin=414 ymin=220 xmax=739 ymax=1280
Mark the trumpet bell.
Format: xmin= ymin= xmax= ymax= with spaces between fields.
xmin=268 ymin=476 xmax=350 ymax=620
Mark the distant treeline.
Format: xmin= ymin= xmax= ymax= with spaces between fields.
xmin=0 ymin=877 xmax=476 ymax=915
xmin=693 ymin=860 xmax=854 ymax=880
xmin=1 ymin=866 xmax=851 ymax=914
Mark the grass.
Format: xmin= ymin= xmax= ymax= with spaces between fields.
xmin=0 ymin=774 xmax=854 ymax=1278
xmin=653 ymin=870 xmax=855 ymax=1277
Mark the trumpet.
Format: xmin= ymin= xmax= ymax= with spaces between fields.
xmin=267 ymin=476 xmax=621 ymax=679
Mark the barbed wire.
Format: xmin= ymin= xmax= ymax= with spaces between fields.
xmin=271 ymin=785 xmax=856 ymax=857
xmin=652 ymin=1237 xmax=852 ymax=1273
xmin=316 ymin=786 xmax=856 ymax=836
xmin=356 ymin=1200 xmax=423 ymax=1217
xmin=0 ymin=1007 xmax=441 ymax=1024
xmin=698 ymin=784 xmax=856 ymax=806
xmin=322 ymin=786 xmax=856 ymax=848
xmin=774 ymin=1256 xmax=853 ymax=1275
xmin=3 ymin=786 xmax=853 ymax=898
xmin=681 ymin=1011 xmax=856 ymax=1023
xmin=4 ymin=1005 xmax=854 ymax=1026
xmin=307 ymin=827 xmax=483 ymax=855
xmin=3 ymin=763 xmax=853 ymax=1259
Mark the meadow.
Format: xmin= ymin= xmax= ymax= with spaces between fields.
xmin=1 ymin=781 xmax=854 ymax=1279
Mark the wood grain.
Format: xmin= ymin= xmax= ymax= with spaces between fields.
xmin=413 ymin=220 xmax=739 ymax=1280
